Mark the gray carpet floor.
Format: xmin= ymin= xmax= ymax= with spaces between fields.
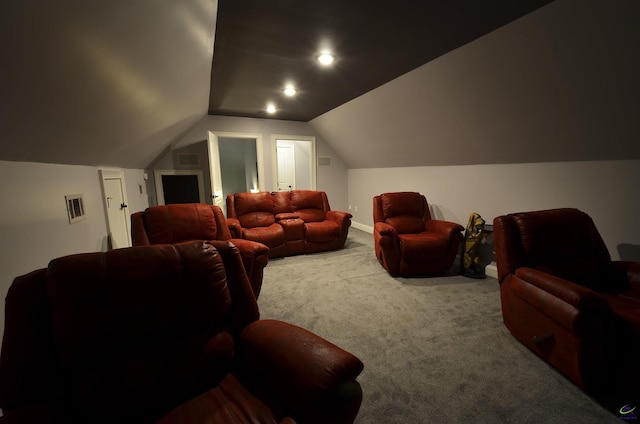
xmin=257 ymin=228 xmax=623 ymax=424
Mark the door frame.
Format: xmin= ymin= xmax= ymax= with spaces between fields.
xmin=271 ymin=134 xmax=316 ymax=190
xmin=99 ymin=168 xmax=131 ymax=248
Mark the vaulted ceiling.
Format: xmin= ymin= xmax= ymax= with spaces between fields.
xmin=1 ymin=0 xmax=580 ymax=170
xmin=1 ymin=0 xmax=217 ymax=169
xmin=209 ymin=0 xmax=554 ymax=122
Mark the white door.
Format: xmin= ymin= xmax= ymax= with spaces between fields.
xmin=273 ymin=136 xmax=316 ymax=191
xmin=100 ymin=170 xmax=131 ymax=249
xmin=277 ymin=144 xmax=295 ymax=191
xmin=207 ymin=131 xmax=225 ymax=213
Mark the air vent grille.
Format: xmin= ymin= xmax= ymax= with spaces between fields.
xmin=178 ymin=153 xmax=200 ymax=166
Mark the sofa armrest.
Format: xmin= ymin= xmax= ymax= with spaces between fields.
xmin=425 ymin=220 xmax=464 ymax=238
xmin=226 ymin=217 xmax=242 ymax=239
xmin=326 ymin=210 xmax=352 ymax=224
xmin=239 ymin=319 xmax=363 ymax=424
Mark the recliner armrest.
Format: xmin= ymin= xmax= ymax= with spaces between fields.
xmin=425 ymin=220 xmax=464 ymax=238
xmin=226 ymin=217 xmax=242 ymax=239
xmin=229 ymin=238 xmax=269 ymax=258
xmin=515 ymin=267 xmax=610 ymax=312
xmin=509 ymin=269 xmax=611 ymax=335
xmin=238 ymin=319 xmax=363 ymax=424
xmin=374 ymin=222 xmax=397 ymax=237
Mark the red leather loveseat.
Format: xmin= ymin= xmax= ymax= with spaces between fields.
xmin=131 ymin=203 xmax=269 ymax=298
xmin=0 ymin=240 xmax=364 ymax=423
xmin=226 ymin=190 xmax=352 ymax=258
xmin=494 ymin=208 xmax=640 ymax=396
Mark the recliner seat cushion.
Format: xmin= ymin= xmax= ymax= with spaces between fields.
xmin=157 ymin=373 xmax=282 ymax=424
xmin=290 ymin=190 xmax=326 ymax=222
xmin=243 ymin=223 xmax=286 ymax=247
xmin=305 ymin=221 xmax=339 ymax=243
xmin=399 ymin=233 xmax=449 ymax=262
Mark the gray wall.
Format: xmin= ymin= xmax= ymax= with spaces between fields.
xmin=310 ymin=0 xmax=640 ymax=168
xmin=219 ymin=137 xmax=257 ymax=195
xmin=347 ymin=160 xmax=640 ymax=262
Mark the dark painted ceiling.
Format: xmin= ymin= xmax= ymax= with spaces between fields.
xmin=208 ymin=0 xmax=554 ymax=122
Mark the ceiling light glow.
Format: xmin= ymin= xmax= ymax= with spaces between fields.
xmin=317 ymin=53 xmax=335 ymax=65
xmin=266 ymin=104 xmax=277 ymax=114
xmin=283 ymin=86 xmax=297 ymax=96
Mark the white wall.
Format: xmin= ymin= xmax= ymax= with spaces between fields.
xmin=0 ymin=160 xmax=148 ymax=346
xmin=172 ymin=115 xmax=350 ymax=211
xmin=348 ymin=160 xmax=640 ymax=262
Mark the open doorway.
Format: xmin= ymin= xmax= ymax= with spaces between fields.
xmin=208 ymin=131 xmax=265 ymax=215
xmin=148 ymin=133 xmax=264 ymax=212
xmin=154 ymin=170 xmax=205 ymax=205
xmin=272 ymin=135 xmax=316 ymax=191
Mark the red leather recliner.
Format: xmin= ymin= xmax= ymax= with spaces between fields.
xmin=494 ymin=208 xmax=640 ymax=395
xmin=131 ymin=203 xmax=269 ymax=298
xmin=373 ymin=192 xmax=464 ymax=276
xmin=0 ymin=240 xmax=364 ymax=423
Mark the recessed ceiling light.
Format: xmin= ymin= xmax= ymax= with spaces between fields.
xmin=283 ymin=86 xmax=297 ymax=96
xmin=266 ymin=104 xmax=277 ymax=114
xmin=317 ymin=53 xmax=335 ymax=66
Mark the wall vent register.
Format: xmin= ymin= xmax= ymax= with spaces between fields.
xmin=178 ymin=153 xmax=200 ymax=166
xmin=65 ymin=193 xmax=86 ymax=224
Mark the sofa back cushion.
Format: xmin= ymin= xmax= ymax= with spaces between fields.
xmin=143 ymin=204 xmax=224 ymax=244
xmin=45 ymin=241 xmax=235 ymax=419
xmin=512 ymin=208 xmax=614 ymax=290
xmin=271 ymin=191 xmax=292 ymax=214
xmin=290 ymin=190 xmax=327 ymax=222
xmin=380 ymin=192 xmax=426 ymax=234
xmin=234 ymin=192 xmax=276 ymax=228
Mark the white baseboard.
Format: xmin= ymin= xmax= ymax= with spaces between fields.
xmin=352 ymin=221 xmax=373 ymax=233
xmin=485 ymin=263 xmax=498 ymax=279
xmin=352 ymin=221 xmax=498 ymax=279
